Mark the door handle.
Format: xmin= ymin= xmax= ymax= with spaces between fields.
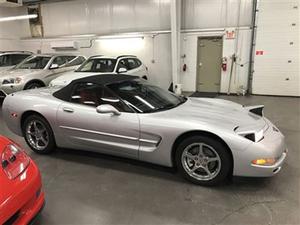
xmin=63 ymin=107 xmax=74 ymax=113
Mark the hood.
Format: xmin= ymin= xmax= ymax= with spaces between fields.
xmin=50 ymin=71 xmax=98 ymax=86
xmin=161 ymin=97 xmax=267 ymax=132
xmin=0 ymin=66 xmax=14 ymax=73
xmin=0 ymin=136 xmax=12 ymax=205
xmin=0 ymin=69 xmax=43 ymax=80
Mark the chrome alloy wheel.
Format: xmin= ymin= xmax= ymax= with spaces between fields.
xmin=181 ymin=143 xmax=221 ymax=181
xmin=25 ymin=120 xmax=49 ymax=151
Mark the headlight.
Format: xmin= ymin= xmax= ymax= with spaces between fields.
xmin=15 ymin=77 xmax=22 ymax=84
xmin=2 ymin=77 xmax=22 ymax=85
xmin=1 ymin=143 xmax=30 ymax=179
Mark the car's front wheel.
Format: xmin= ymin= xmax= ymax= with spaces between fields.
xmin=176 ymin=135 xmax=231 ymax=186
xmin=22 ymin=114 xmax=56 ymax=154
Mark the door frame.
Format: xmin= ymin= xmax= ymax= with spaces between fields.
xmin=195 ymin=36 xmax=224 ymax=93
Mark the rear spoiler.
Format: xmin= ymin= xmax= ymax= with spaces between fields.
xmin=244 ymin=105 xmax=264 ymax=117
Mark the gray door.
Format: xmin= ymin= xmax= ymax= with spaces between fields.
xmin=196 ymin=37 xmax=223 ymax=92
xmin=56 ymin=82 xmax=140 ymax=158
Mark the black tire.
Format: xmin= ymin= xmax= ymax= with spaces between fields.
xmin=22 ymin=114 xmax=56 ymax=154
xmin=24 ymin=81 xmax=44 ymax=90
xmin=175 ymin=135 xmax=231 ymax=186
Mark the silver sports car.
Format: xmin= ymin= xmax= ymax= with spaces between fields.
xmin=2 ymin=75 xmax=287 ymax=185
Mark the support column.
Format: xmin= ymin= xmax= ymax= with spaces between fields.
xmin=170 ymin=0 xmax=182 ymax=94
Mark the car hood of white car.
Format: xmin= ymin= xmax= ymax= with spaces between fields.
xmin=50 ymin=71 xmax=106 ymax=86
xmin=0 ymin=66 xmax=14 ymax=73
xmin=0 ymin=69 xmax=43 ymax=79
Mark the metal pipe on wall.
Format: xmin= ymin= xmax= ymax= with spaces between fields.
xmin=247 ymin=0 xmax=259 ymax=95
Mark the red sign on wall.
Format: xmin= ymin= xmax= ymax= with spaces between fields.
xmin=256 ymin=50 xmax=264 ymax=55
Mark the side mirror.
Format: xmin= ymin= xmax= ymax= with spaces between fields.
xmin=96 ymin=104 xmax=121 ymax=116
xmin=117 ymin=67 xmax=127 ymax=73
xmin=50 ymin=63 xmax=59 ymax=70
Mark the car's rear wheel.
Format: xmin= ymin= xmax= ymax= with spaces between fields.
xmin=176 ymin=135 xmax=231 ymax=185
xmin=24 ymin=81 xmax=44 ymax=90
xmin=22 ymin=114 xmax=55 ymax=154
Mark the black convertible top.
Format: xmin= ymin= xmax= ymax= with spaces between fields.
xmin=53 ymin=74 xmax=139 ymax=101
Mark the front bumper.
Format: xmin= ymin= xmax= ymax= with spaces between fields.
xmin=0 ymin=161 xmax=45 ymax=225
xmin=0 ymin=83 xmax=24 ymax=96
xmin=233 ymin=118 xmax=288 ymax=177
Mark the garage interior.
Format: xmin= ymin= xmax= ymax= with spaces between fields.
xmin=0 ymin=0 xmax=299 ymax=224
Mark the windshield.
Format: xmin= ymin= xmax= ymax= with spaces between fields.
xmin=76 ymin=58 xmax=117 ymax=73
xmin=107 ymin=79 xmax=187 ymax=113
xmin=15 ymin=56 xmax=51 ymax=69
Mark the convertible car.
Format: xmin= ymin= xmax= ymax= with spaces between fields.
xmin=2 ymin=75 xmax=287 ymax=185
xmin=0 ymin=136 xmax=45 ymax=224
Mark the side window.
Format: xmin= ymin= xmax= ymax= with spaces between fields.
xmin=135 ymin=59 xmax=142 ymax=67
xmin=11 ymin=54 xmax=30 ymax=65
xmin=70 ymin=82 xmax=132 ymax=112
xmin=52 ymin=56 xmax=72 ymax=67
xmin=126 ymin=58 xmax=138 ymax=70
xmin=116 ymin=59 xmax=127 ymax=71
xmin=64 ymin=56 xmax=85 ymax=67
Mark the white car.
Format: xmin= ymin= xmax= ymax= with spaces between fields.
xmin=0 ymin=51 xmax=32 ymax=72
xmin=50 ymin=55 xmax=149 ymax=86
xmin=0 ymin=54 xmax=86 ymax=97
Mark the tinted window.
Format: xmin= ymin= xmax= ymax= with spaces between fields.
xmin=11 ymin=54 xmax=31 ymax=65
xmin=117 ymin=58 xmax=140 ymax=71
xmin=108 ymin=79 xmax=186 ymax=113
xmin=135 ymin=59 xmax=142 ymax=67
xmin=70 ymin=82 xmax=132 ymax=112
xmin=126 ymin=58 xmax=139 ymax=70
xmin=65 ymin=56 xmax=85 ymax=67
xmin=116 ymin=59 xmax=127 ymax=71
xmin=77 ymin=58 xmax=116 ymax=72
xmin=15 ymin=56 xmax=51 ymax=69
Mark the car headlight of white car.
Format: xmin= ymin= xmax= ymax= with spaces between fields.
xmin=2 ymin=77 xmax=22 ymax=85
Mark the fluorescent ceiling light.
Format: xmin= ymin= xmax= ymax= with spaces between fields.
xmin=96 ymin=33 xmax=145 ymax=40
xmin=0 ymin=14 xmax=38 ymax=22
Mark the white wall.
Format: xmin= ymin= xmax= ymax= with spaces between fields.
xmin=16 ymin=0 xmax=253 ymax=92
xmin=182 ymin=0 xmax=252 ymax=29
xmin=39 ymin=0 xmax=252 ymax=37
xmin=0 ymin=7 xmax=30 ymax=50
xmin=40 ymin=0 xmax=171 ymax=37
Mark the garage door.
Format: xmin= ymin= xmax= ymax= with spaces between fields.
xmin=252 ymin=0 xmax=299 ymax=96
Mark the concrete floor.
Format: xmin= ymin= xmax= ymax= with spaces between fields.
xmin=0 ymin=95 xmax=299 ymax=225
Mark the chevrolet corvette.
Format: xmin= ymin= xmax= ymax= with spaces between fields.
xmin=0 ymin=136 xmax=45 ymax=224
xmin=2 ymin=75 xmax=287 ymax=185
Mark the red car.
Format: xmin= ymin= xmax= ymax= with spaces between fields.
xmin=0 ymin=136 xmax=45 ymax=225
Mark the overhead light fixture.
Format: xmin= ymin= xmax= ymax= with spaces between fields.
xmin=0 ymin=14 xmax=38 ymax=22
xmin=96 ymin=33 xmax=145 ymax=40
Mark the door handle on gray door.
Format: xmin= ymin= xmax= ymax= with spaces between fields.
xmin=63 ymin=107 xmax=74 ymax=113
